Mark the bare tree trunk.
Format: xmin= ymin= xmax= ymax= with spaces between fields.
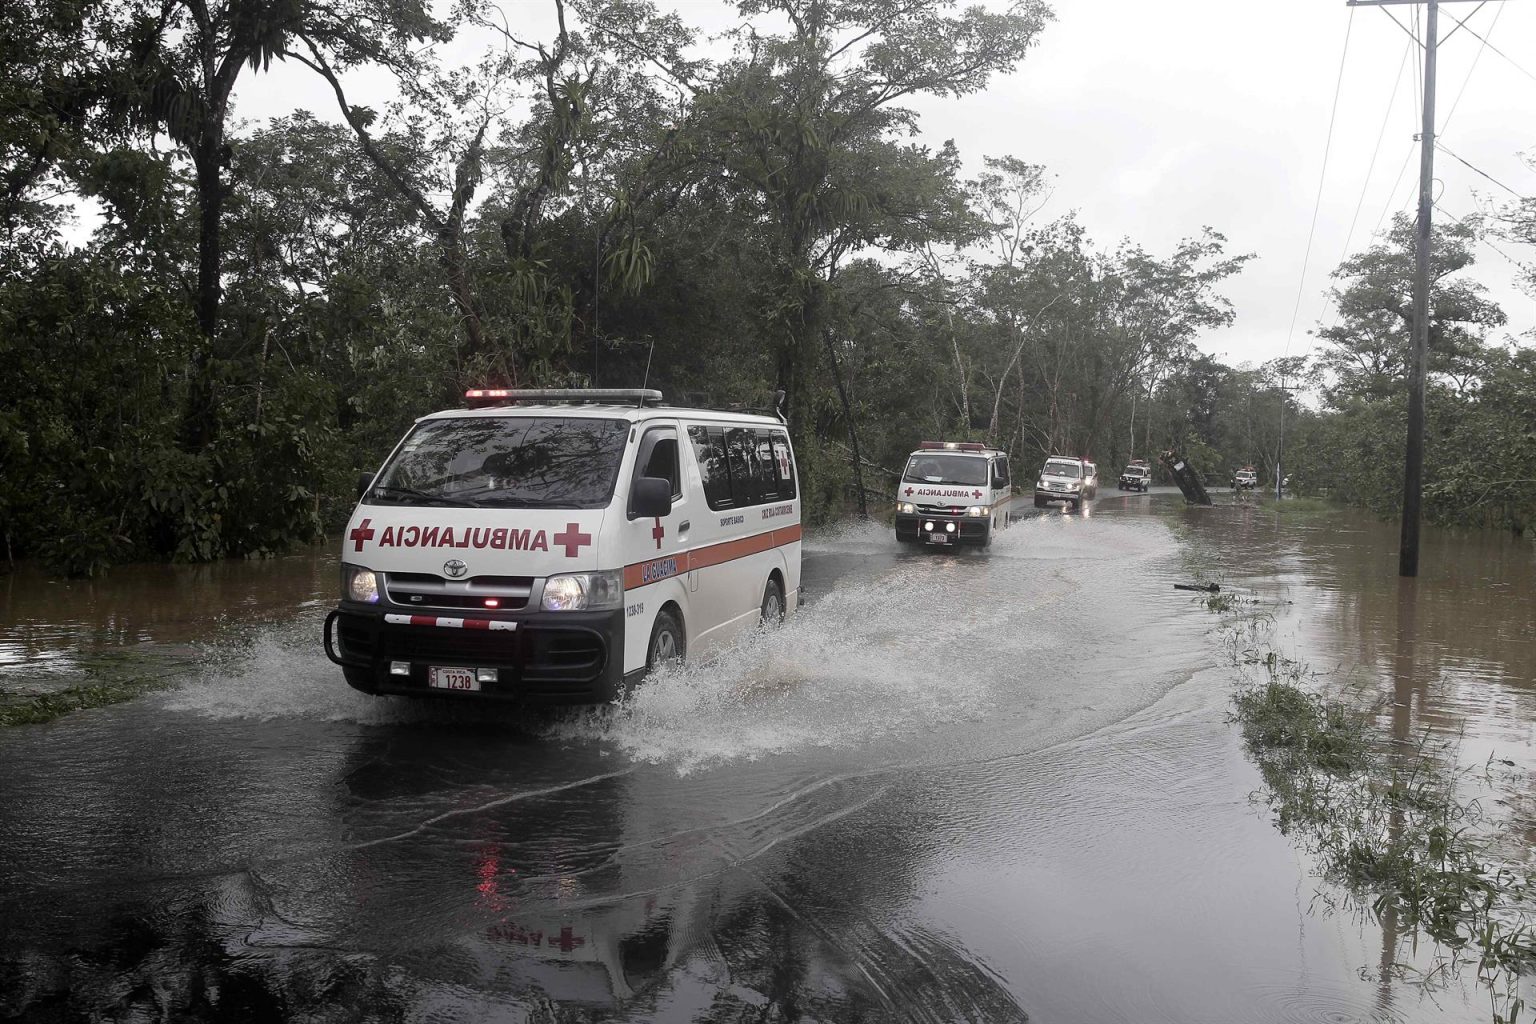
xmin=180 ymin=134 xmax=225 ymax=452
xmin=822 ymin=327 xmax=867 ymax=518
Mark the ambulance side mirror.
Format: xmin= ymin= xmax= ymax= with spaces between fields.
xmin=632 ymin=476 xmax=673 ymax=519
xmin=356 ymin=472 xmax=374 ymax=499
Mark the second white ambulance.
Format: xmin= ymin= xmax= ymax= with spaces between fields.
xmin=324 ymin=389 xmax=801 ymax=704
xmin=893 ymin=441 xmax=1012 ymax=547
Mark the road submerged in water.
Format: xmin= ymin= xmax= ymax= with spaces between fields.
xmin=2 ymin=490 xmax=1532 ymax=1023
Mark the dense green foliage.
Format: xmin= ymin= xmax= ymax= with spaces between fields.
xmin=2 ymin=0 xmax=1530 ymax=574
xmin=1285 ymin=215 xmax=1536 ymax=535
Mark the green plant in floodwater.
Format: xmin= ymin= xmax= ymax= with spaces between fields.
xmin=1212 ymin=600 xmax=1536 ymax=1024
xmin=1205 ymin=592 xmax=1235 ymax=613
xmin=0 ymin=679 xmax=172 ymax=726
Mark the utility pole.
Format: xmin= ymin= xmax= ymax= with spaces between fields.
xmin=1346 ymin=0 xmax=1478 ymax=576
xmin=1274 ymin=377 xmax=1300 ymax=500
xmin=1402 ymin=0 xmax=1437 ymax=578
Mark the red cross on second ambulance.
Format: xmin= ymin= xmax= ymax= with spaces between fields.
xmin=553 ymin=522 xmax=592 ymax=558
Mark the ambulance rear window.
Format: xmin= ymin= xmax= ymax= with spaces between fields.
xmin=370 ymin=416 xmax=628 ymax=509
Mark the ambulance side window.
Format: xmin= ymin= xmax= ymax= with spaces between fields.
xmin=688 ymin=426 xmax=733 ymax=510
xmin=725 ymin=428 xmax=761 ymax=506
xmin=636 ymin=431 xmax=681 ymax=501
xmin=992 ymin=457 xmax=1010 ymax=489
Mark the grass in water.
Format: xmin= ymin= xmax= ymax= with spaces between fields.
xmin=0 ymin=649 xmax=194 ymax=726
xmin=1207 ymin=599 xmax=1535 ymax=1023
xmin=0 ymin=679 xmax=174 ymax=726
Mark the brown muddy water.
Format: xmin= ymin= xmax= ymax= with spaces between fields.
xmin=0 ymin=491 xmax=1532 ymax=1023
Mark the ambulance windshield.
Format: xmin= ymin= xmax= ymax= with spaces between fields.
xmin=1043 ymin=461 xmax=1081 ymax=479
xmin=371 ymin=417 xmax=629 ymax=509
xmin=901 ymin=454 xmax=988 ymax=486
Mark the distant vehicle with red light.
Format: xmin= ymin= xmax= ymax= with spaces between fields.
xmin=894 ymin=441 xmax=1012 ymax=547
xmin=324 ymin=389 xmax=801 ymax=704
xmin=1035 ymin=456 xmax=1097 ymax=509
xmin=1232 ymin=466 xmax=1258 ymax=490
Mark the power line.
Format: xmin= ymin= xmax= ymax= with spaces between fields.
xmin=1343 ymin=39 xmax=1413 ymax=262
xmin=1436 ymin=3 xmax=1536 ymax=85
xmin=1439 ymin=0 xmax=1505 ymax=134
xmin=1373 ymin=141 xmax=1419 ymax=237
xmin=1435 ymin=140 xmax=1527 ymax=197
xmin=1283 ymin=5 xmax=1355 ymax=358
xmin=1436 ymin=0 xmax=1486 ymax=45
xmin=1314 ymin=38 xmax=1414 ymax=330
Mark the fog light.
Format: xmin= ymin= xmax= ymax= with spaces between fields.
xmin=945 ymin=522 xmax=956 ymax=533
xmin=476 ymin=668 xmax=498 ymax=683
xmin=924 ymin=520 xmax=934 ymax=531
xmin=389 ymin=661 xmax=410 ymax=676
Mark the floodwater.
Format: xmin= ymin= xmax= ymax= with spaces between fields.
xmin=1 ymin=491 xmax=1531 ymax=1022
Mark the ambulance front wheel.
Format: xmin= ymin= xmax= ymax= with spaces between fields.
xmin=647 ymin=609 xmax=686 ymax=674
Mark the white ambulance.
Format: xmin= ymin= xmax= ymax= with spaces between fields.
xmin=323 ymin=389 xmax=801 ymax=704
xmin=893 ymin=441 xmax=1012 ymax=547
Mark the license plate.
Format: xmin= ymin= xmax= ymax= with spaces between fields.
xmin=428 ymin=666 xmax=480 ymax=692
xmin=927 ymin=533 xmax=950 ymax=545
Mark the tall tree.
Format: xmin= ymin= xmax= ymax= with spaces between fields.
xmin=104 ymin=0 xmax=448 ymax=448
xmin=1316 ymin=215 xmax=1506 ymax=402
xmin=687 ymin=0 xmax=1051 ymax=454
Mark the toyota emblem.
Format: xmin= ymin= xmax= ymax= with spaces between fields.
xmin=443 ymin=559 xmax=468 ymax=579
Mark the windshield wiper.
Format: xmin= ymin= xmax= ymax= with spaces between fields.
xmin=369 ymin=485 xmax=481 ymax=508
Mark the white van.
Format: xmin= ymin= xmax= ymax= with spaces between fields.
xmin=893 ymin=441 xmax=1012 ymax=547
xmin=323 ymin=389 xmax=801 ymax=704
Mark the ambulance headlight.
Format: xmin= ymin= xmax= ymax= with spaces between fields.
xmin=897 ymin=502 xmax=917 ymax=514
xmin=965 ymin=505 xmax=990 ymax=517
xmin=342 ymin=564 xmax=380 ymax=604
xmin=542 ymin=571 xmax=624 ymax=612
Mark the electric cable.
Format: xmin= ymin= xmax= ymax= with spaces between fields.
xmin=1316 ymin=38 xmax=1414 ymax=329
xmin=1373 ymin=142 xmax=1419 ymax=238
xmin=1440 ymin=0 xmax=1505 ymax=135
xmin=1343 ymin=39 xmax=1412 ymax=263
xmin=1435 ymin=141 xmax=1526 ymax=198
xmin=1436 ymin=4 xmax=1536 ymax=85
xmin=1283 ymin=5 xmax=1355 ymax=358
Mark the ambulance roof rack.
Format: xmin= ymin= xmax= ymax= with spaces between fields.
xmin=918 ymin=441 xmax=991 ymax=452
xmin=464 ymin=388 xmax=664 ymax=409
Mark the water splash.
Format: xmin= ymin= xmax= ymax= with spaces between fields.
xmin=164 ymin=516 xmax=1178 ymax=771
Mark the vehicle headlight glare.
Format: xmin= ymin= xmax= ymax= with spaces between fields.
xmin=542 ymin=570 xmax=624 ymax=612
xmin=343 ymin=565 xmax=379 ymax=604
xmin=897 ymin=502 xmax=917 ymax=514
xmin=966 ymin=505 xmax=989 ymax=517
xmin=945 ymin=522 xmax=956 ymax=533
xmin=923 ymin=521 xmax=934 ymax=531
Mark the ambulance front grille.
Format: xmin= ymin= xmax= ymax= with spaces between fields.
xmin=386 ymin=573 xmax=534 ymax=611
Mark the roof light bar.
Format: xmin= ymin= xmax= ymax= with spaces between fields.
xmin=464 ymin=388 xmax=664 ymax=408
xmin=918 ymin=441 xmax=989 ymax=452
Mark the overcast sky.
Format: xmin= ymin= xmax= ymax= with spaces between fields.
xmin=241 ymin=0 xmax=1535 ymax=369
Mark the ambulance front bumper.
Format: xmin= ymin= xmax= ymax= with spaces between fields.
xmin=324 ymin=601 xmax=623 ymax=704
xmin=894 ymin=512 xmax=991 ymax=546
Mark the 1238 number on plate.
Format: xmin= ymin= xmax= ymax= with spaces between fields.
xmin=429 ymin=666 xmax=480 ymax=692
